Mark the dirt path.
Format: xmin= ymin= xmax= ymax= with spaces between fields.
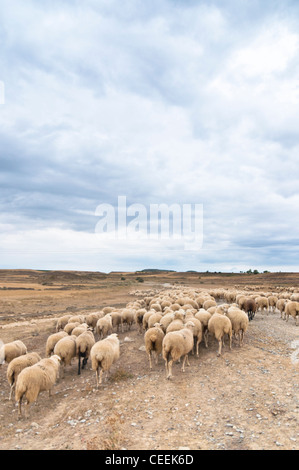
xmin=0 ymin=306 xmax=298 ymax=450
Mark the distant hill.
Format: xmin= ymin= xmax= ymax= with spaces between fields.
xmin=136 ymin=269 xmax=176 ymax=273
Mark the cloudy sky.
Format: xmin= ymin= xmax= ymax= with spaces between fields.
xmin=0 ymin=0 xmax=299 ymax=272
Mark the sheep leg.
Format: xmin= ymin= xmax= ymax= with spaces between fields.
xmin=181 ymin=355 xmax=188 ymax=372
xmin=9 ymin=384 xmax=14 ymax=401
xmin=204 ymin=330 xmax=209 ymax=348
xmin=18 ymin=397 xmax=23 ymax=417
xmin=78 ymin=356 xmax=81 ymax=375
xmin=148 ymin=352 xmax=152 ymax=370
xmin=155 ymin=352 xmax=159 ymax=365
xmin=217 ymin=339 xmax=222 ymax=357
xmin=96 ymin=368 xmax=100 ymax=388
xmin=167 ymin=360 xmax=173 ymax=379
xmin=229 ymin=333 xmax=232 ymax=350
xmin=196 ymin=340 xmax=200 ymax=357
xmin=164 ymin=359 xmax=169 ymax=378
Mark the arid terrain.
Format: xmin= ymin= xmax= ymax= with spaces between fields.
xmin=0 ymin=269 xmax=298 ymax=450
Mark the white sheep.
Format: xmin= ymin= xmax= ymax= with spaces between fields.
xmin=110 ymin=311 xmax=123 ymax=332
xmin=194 ymin=310 xmax=211 ymax=348
xmin=53 ymin=335 xmax=77 ymax=378
xmin=207 ymin=313 xmax=232 ymax=356
xmin=134 ymin=308 xmax=147 ymax=333
xmin=0 ymin=340 xmax=27 ymax=366
xmin=64 ymin=322 xmax=81 ymax=335
xmin=45 ymin=331 xmax=68 ymax=357
xmin=85 ymin=312 xmax=104 ymax=330
xmin=185 ymin=317 xmax=203 ymax=357
xmin=55 ymin=315 xmax=73 ymax=332
xmin=67 ymin=314 xmax=85 ymax=324
xmin=96 ymin=314 xmax=113 ymax=339
xmin=144 ymin=323 xmax=165 ymax=369
xmin=90 ymin=333 xmax=120 ymax=388
xmin=159 ymin=312 xmax=175 ymax=333
xmin=6 ymin=352 xmax=41 ymax=400
xmin=166 ymin=311 xmax=185 ymax=333
xmin=226 ymin=307 xmax=249 ymax=347
xmin=162 ymin=321 xmax=195 ymax=379
xmin=121 ymin=309 xmax=135 ymax=332
xmin=71 ymin=323 xmax=89 ymax=337
xmin=147 ymin=312 xmax=163 ymax=330
xmin=255 ymin=296 xmax=269 ymax=314
xmin=142 ymin=310 xmax=156 ymax=331
xmin=285 ymin=301 xmax=299 ymax=325
xmin=102 ymin=307 xmax=114 ymax=315
xmin=15 ymin=355 xmax=61 ymax=418
xmin=268 ymin=295 xmax=278 ymax=313
xmin=75 ymin=330 xmax=95 ymax=375
xmin=203 ymin=299 xmax=217 ymax=310
xmin=276 ymin=299 xmax=286 ymax=319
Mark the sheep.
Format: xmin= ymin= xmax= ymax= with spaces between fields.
xmin=142 ymin=310 xmax=156 ymax=331
xmin=53 ymin=335 xmax=77 ymax=378
xmin=134 ymin=308 xmax=147 ymax=333
xmin=147 ymin=312 xmax=163 ymax=330
xmin=276 ymin=299 xmax=286 ymax=319
xmin=0 ymin=340 xmax=27 ymax=366
xmin=195 ymin=296 xmax=208 ymax=308
xmin=255 ymin=296 xmax=269 ymax=314
xmin=226 ymin=308 xmax=249 ymax=347
xmin=85 ymin=312 xmax=104 ymax=330
xmin=144 ymin=323 xmax=165 ymax=369
xmin=207 ymin=313 xmax=232 ymax=356
xmin=169 ymin=303 xmax=181 ymax=312
xmin=284 ymin=301 xmax=299 ymax=325
xmin=237 ymin=295 xmax=247 ymax=310
xmin=6 ymin=352 xmax=41 ymax=400
xmin=56 ymin=315 xmax=73 ymax=332
xmin=110 ymin=311 xmax=122 ymax=332
xmin=243 ymin=298 xmax=257 ymax=321
xmin=150 ymin=303 xmax=162 ymax=313
xmin=90 ymin=333 xmax=120 ymax=388
xmin=162 ymin=321 xmax=195 ymax=379
xmin=203 ymin=299 xmax=217 ymax=310
xmin=96 ymin=314 xmax=113 ymax=339
xmin=64 ymin=322 xmax=81 ymax=335
xmin=166 ymin=311 xmax=185 ymax=333
xmin=76 ymin=330 xmax=95 ymax=375
xmin=68 ymin=315 xmax=85 ymax=324
xmin=268 ymin=295 xmax=278 ymax=313
xmin=45 ymin=331 xmax=68 ymax=357
xmin=15 ymin=355 xmax=61 ymax=418
xmin=71 ymin=323 xmax=89 ymax=337
xmin=186 ymin=317 xmax=203 ymax=357
xmin=194 ymin=310 xmax=211 ymax=348
xmin=102 ymin=307 xmax=114 ymax=315
xmin=159 ymin=313 xmax=175 ymax=333
xmin=121 ymin=309 xmax=135 ymax=332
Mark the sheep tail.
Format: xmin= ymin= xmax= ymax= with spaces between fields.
xmin=149 ymin=334 xmax=157 ymax=350
xmin=7 ymin=368 xmax=15 ymax=386
xmin=15 ymin=380 xmax=27 ymax=404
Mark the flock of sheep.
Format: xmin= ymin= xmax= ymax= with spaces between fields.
xmin=0 ymin=284 xmax=298 ymax=419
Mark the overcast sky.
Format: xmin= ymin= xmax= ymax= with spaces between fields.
xmin=0 ymin=0 xmax=299 ymax=272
